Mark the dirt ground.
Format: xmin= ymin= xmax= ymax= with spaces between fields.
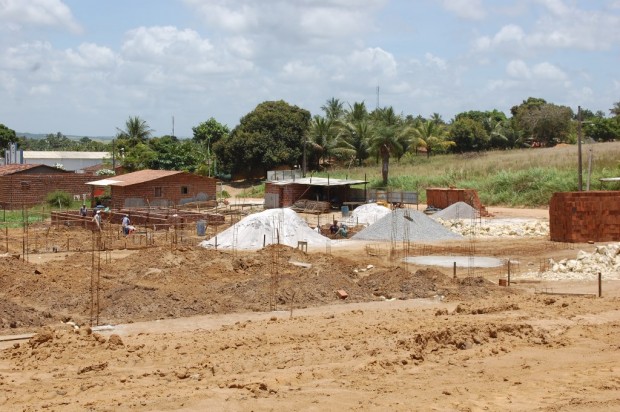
xmin=1 ymin=203 xmax=619 ymax=411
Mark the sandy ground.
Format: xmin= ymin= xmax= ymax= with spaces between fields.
xmin=1 ymin=202 xmax=619 ymax=411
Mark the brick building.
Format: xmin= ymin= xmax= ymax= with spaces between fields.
xmin=550 ymin=191 xmax=620 ymax=243
xmin=264 ymin=176 xmax=368 ymax=209
xmin=0 ymin=164 xmax=94 ymax=209
xmin=86 ymin=169 xmax=217 ymax=209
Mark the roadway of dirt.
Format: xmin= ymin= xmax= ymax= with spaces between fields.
xmin=1 ymin=203 xmax=619 ymax=411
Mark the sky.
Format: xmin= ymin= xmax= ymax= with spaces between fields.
xmin=1 ymin=0 xmax=619 ymax=138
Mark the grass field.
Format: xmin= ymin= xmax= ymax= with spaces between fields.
xmin=318 ymin=141 xmax=620 ymax=207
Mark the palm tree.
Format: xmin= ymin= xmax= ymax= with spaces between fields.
xmin=116 ymin=116 xmax=154 ymax=147
xmin=368 ymin=106 xmax=406 ymax=186
xmin=410 ymin=121 xmax=452 ymax=157
xmin=610 ymin=101 xmax=620 ymax=117
xmin=338 ymin=121 xmax=373 ymax=167
xmin=321 ymin=97 xmax=345 ymax=121
xmin=345 ymin=101 xmax=368 ymax=123
xmin=307 ymin=115 xmax=339 ymax=169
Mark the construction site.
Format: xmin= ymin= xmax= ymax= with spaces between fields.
xmin=1 ymin=185 xmax=619 ymax=411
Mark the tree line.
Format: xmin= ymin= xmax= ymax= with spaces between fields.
xmin=2 ymin=97 xmax=619 ymax=185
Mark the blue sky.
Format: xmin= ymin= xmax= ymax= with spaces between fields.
xmin=1 ymin=0 xmax=619 ymax=138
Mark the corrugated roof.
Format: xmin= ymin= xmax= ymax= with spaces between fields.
xmin=0 ymin=164 xmax=66 ymax=176
xmin=267 ymin=177 xmax=367 ymax=187
xmin=23 ymin=151 xmax=110 ymax=160
xmin=86 ymin=169 xmax=184 ymax=186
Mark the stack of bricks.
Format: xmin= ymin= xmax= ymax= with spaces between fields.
xmin=549 ymin=191 xmax=620 ymax=243
xmin=425 ymin=187 xmax=489 ymax=216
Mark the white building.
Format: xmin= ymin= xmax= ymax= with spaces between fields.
xmin=23 ymin=151 xmax=110 ymax=171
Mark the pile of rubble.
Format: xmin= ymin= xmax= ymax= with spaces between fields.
xmin=518 ymin=243 xmax=620 ymax=280
xmin=437 ymin=218 xmax=549 ymax=237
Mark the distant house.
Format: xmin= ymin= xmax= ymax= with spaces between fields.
xmin=86 ymin=169 xmax=217 ymax=209
xmin=23 ymin=151 xmax=110 ymax=171
xmin=0 ymin=164 xmax=94 ymax=209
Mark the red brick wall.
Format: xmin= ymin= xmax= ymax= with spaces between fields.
xmin=110 ymin=173 xmax=217 ymax=209
xmin=550 ymin=191 xmax=620 ymax=243
xmin=426 ymin=187 xmax=488 ymax=216
xmin=0 ymin=173 xmax=94 ymax=209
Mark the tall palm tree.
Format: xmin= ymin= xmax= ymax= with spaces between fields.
xmin=321 ymin=97 xmax=345 ymax=121
xmin=369 ymin=106 xmax=406 ymax=186
xmin=116 ymin=116 xmax=154 ymax=147
xmin=346 ymin=101 xmax=368 ymax=123
xmin=307 ymin=115 xmax=339 ymax=169
xmin=338 ymin=121 xmax=373 ymax=167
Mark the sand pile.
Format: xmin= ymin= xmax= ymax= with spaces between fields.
xmin=431 ymin=201 xmax=478 ymax=220
xmin=346 ymin=203 xmax=391 ymax=225
xmin=200 ymin=208 xmax=330 ymax=250
xmin=352 ymin=209 xmax=462 ymax=241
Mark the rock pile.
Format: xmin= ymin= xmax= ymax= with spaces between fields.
xmin=352 ymin=209 xmax=462 ymax=242
xmin=437 ymin=218 xmax=549 ymax=237
xmin=519 ymin=243 xmax=620 ymax=280
xmin=431 ymin=201 xmax=479 ymax=220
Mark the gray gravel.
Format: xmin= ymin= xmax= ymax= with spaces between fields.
xmin=351 ymin=209 xmax=463 ymax=241
xmin=430 ymin=201 xmax=478 ymax=220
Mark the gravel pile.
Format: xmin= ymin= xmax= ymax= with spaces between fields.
xmin=199 ymin=208 xmax=329 ymax=250
xmin=518 ymin=243 xmax=620 ymax=281
xmin=431 ymin=201 xmax=478 ymax=220
xmin=345 ymin=203 xmax=391 ymax=226
xmin=352 ymin=209 xmax=463 ymax=241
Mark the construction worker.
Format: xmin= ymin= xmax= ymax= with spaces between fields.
xmin=121 ymin=214 xmax=131 ymax=236
xmin=92 ymin=210 xmax=102 ymax=231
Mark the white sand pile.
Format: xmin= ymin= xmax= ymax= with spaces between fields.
xmin=431 ymin=201 xmax=478 ymax=220
xmin=199 ymin=208 xmax=330 ymax=250
xmin=517 ymin=243 xmax=620 ymax=280
xmin=345 ymin=203 xmax=391 ymax=225
xmin=352 ymin=209 xmax=462 ymax=241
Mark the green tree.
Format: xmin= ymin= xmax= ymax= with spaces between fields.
xmin=338 ymin=121 xmax=373 ymax=166
xmin=321 ymin=97 xmax=346 ymax=121
xmin=410 ymin=120 xmax=454 ymax=156
xmin=214 ymin=100 xmax=311 ymax=177
xmin=307 ymin=115 xmax=339 ymax=169
xmin=609 ymin=101 xmax=620 ymax=117
xmin=369 ymin=106 xmax=407 ymax=186
xmin=345 ymin=101 xmax=369 ymax=123
xmin=147 ymin=136 xmax=202 ymax=171
xmin=0 ymin=124 xmax=18 ymax=156
xmin=116 ymin=116 xmax=153 ymax=148
xmin=449 ymin=117 xmax=489 ymax=152
xmin=583 ymin=117 xmax=620 ymax=142
xmin=192 ymin=118 xmax=229 ymax=147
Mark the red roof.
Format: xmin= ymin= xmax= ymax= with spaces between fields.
xmin=87 ymin=169 xmax=185 ymax=187
xmin=0 ymin=164 xmax=65 ymax=177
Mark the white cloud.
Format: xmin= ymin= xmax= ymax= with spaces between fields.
xmin=441 ymin=0 xmax=486 ymax=20
xmin=531 ymin=62 xmax=567 ymax=81
xmin=65 ymin=43 xmax=116 ymax=69
xmin=475 ymin=3 xmax=620 ymax=53
xmin=0 ymin=0 xmax=81 ymax=33
xmin=347 ymin=47 xmax=397 ymax=77
xmin=425 ymin=53 xmax=447 ymax=71
xmin=506 ymin=59 xmax=531 ymax=79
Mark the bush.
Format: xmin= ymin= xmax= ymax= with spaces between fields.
xmin=46 ymin=190 xmax=73 ymax=208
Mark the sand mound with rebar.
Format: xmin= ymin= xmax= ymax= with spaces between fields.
xmin=352 ymin=209 xmax=463 ymax=241
xmin=199 ymin=208 xmax=330 ymax=250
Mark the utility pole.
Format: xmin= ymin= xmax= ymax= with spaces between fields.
xmin=302 ymin=133 xmax=307 ymax=178
xmin=577 ymin=106 xmax=583 ymax=191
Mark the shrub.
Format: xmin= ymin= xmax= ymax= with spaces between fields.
xmin=46 ymin=190 xmax=73 ymax=208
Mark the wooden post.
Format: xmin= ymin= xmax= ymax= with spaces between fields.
xmin=453 ymin=262 xmax=457 ymax=279
xmin=598 ymin=272 xmax=602 ymax=297
xmin=507 ymin=259 xmax=511 ymax=286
